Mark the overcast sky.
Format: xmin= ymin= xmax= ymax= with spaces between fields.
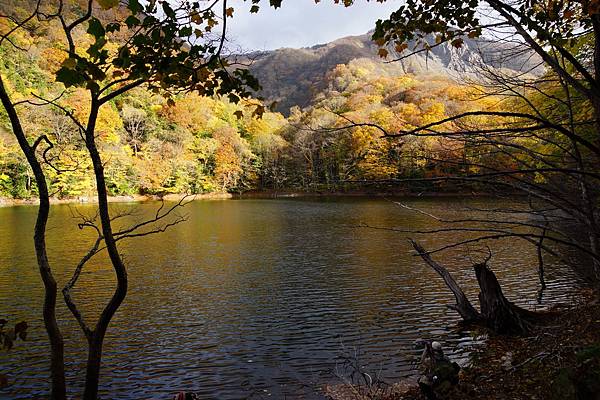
xmin=226 ymin=0 xmax=401 ymax=51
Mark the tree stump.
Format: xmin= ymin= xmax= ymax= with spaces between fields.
xmin=475 ymin=263 xmax=532 ymax=334
xmin=411 ymin=240 xmax=533 ymax=335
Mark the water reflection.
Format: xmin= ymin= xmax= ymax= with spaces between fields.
xmin=0 ymin=197 xmax=581 ymax=399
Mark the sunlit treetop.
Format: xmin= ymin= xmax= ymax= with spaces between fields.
xmin=345 ymin=0 xmax=600 ymax=101
xmin=50 ymin=0 xmax=268 ymax=110
xmin=368 ymin=0 xmax=600 ymax=52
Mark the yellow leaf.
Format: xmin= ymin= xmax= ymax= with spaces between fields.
xmin=62 ymin=58 xmax=77 ymax=69
xmin=226 ymin=7 xmax=234 ymax=17
xmin=191 ymin=14 xmax=202 ymax=24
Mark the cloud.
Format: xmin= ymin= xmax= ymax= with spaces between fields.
xmin=227 ymin=0 xmax=400 ymax=51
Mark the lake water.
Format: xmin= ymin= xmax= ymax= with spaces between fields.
xmin=0 ymin=197 xmax=580 ymax=399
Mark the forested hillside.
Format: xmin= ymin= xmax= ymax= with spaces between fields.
xmin=248 ymin=32 xmax=543 ymax=114
xmin=0 ymin=1 xmax=527 ymax=199
xmin=3 ymin=1 xmax=600 ymax=399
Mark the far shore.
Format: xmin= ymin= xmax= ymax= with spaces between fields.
xmin=0 ymin=193 xmax=233 ymax=207
xmin=0 ymin=189 xmax=504 ymax=207
xmin=232 ymin=189 xmax=498 ymax=199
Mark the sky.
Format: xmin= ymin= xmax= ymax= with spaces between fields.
xmin=226 ymin=0 xmax=401 ymax=51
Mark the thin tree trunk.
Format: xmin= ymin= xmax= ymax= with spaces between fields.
xmin=592 ymin=14 xmax=600 ymax=282
xmin=82 ymin=99 xmax=128 ymax=400
xmin=537 ymin=228 xmax=547 ymax=304
xmin=537 ymin=228 xmax=546 ymax=290
xmin=83 ymin=338 xmax=103 ymax=400
xmin=593 ymin=15 xmax=600 ymax=151
xmin=0 ymin=75 xmax=67 ymax=399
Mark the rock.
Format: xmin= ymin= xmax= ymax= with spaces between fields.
xmin=501 ymin=352 xmax=513 ymax=370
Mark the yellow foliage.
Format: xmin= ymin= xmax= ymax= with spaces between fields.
xmin=39 ymin=47 xmax=67 ymax=74
xmin=65 ymin=89 xmax=123 ymax=144
xmin=161 ymin=94 xmax=214 ymax=133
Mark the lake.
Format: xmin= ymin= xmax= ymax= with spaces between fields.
xmin=0 ymin=197 xmax=580 ymax=399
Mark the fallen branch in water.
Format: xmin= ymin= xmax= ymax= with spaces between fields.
xmin=410 ymin=239 xmax=538 ymax=335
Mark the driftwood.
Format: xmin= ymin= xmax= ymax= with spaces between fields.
xmin=410 ymin=240 xmax=533 ymax=335
xmin=410 ymin=240 xmax=481 ymax=322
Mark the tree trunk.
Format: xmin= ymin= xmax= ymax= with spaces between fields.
xmin=475 ymin=263 xmax=531 ymax=335
xmin=0 ymin=75 xmax=67 ymax=399
xmin=411 ymin=240 xmax=532 ymax=335
xmin=83 ymin=337 xmax=103 ymax=400
xmin=593 ymin=15 xmax=600 ymax=152
xmin=82 ymin=99 xmax=129 ymax=400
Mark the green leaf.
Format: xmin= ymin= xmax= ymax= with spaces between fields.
xmin=128 ymin=0 xmax=143 ymax=13
xmin=125 ymin=15 xmax=140 ymax=28
xmin=106 ymin=22 xmax=121 ymax=33
xmin=162 ymin=2 xmax=176 ymax=19
xmin=179 ymin=26 xmax=192 ymax=37
xmin=55 ymin=67 xmax=86 ymax=88
xmin=114 ymin=46 xmax=131 ymax=69
xmin=87 ymin=64 xmax=107 ymax=81
xmin=87 ymin=18 xmax=105 ymax=39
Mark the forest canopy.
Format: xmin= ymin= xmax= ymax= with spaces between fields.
xmin=0 ymin=0 xmax=503 ymax=199
xmin=2 ymin=1 xmax=600 ymax=399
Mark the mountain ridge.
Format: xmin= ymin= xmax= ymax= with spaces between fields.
xmin=246 ymin=32 xmax=543 ymax=115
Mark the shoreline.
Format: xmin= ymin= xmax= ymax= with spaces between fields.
xmin=0 ymin=193 xmax=232 ymax=207
xmin=0 ymin=190 xmax=512 ymax=207
xmin=325 ymin=291 xmax=600 ymax=400
xmin=232 ymin=189 xmax=497 ymax=199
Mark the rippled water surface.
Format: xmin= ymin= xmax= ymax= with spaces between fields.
xmin=0 ymin=197 xmax=580 ymax=399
